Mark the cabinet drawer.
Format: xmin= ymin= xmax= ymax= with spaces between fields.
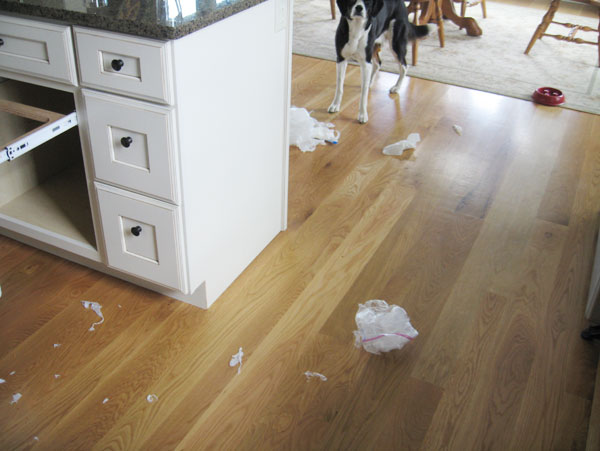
xmin=96 ymin=184 xmax=184 ymax=290
xmin=74 ymin=27 xmax=173 ymax=104
xmin=0 ymin=15 xmax=77 ymax=86
xmin=84 ymin=90 xmax=178 ymax=203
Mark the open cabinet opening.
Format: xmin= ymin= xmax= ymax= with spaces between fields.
xmin=0 ymin=78 xmax=96 ymax=250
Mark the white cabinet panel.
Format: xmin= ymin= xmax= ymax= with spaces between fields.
xmin=74 ymin=27 xmax=173 ymax=104
xmin=84 ymin=90 xmax=178 ymax=203
xmin=96 ymin=183 xmax=184 ymax=291
xmin=1 ymin=0 xmax=290 ymax=309
xmin=0 ymin=15 xmax=77 ymax=85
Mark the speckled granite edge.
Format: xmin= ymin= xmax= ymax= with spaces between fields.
xmin=0 ymin=0 xmax=268 ymax=40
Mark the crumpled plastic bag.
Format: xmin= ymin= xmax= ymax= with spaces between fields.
xmin=353 ymin=300 xmax=418 ymax=354
xmin=382 ymin=133 xmax=420 ymax=156
xmin=289 ymin=106 xmax=340 ymax=152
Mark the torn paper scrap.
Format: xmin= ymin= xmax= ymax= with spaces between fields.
xmin=383 ymin=133 xmax=421 ymax=155
xmin=452 ymin=124 xmax=463 ymax=136
xmin=0 ymin=378 xmax=5 ymax=384
xmin=9 ymin=371 xmax=15 ymax=376
xmin=304 ymin=371 xmax=328 ymax=382
xmin=146 ymin=394 xmax=158 ymax=403
xmin=53 ymin=344 xmax=61 ymax=349
xmin=0 ymin=284 xmax=2 ymax=298
xmin=103 ymin=398 xmax=110 ymax=404
xmin=353 ymin=300 xmax=418 ymax=354
xmin=54 ymin=374 xmax=61 ymax=379
xmin=289 ymin=106 xmax=340 ymax=152
xmin=10 ymin=393 xmax=22 ymax=405
xmin=229 ymin=347 xmax=244 ymax=375
xmin=81 ymin=301 xmax=104 ymax=331
xmin=33 ymin=437 xmax=39 ymax=442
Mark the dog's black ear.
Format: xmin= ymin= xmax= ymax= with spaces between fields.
xmin=336 ymin=0 xmax=349 ymax=17
xmin=371 ymin=0 xmax=384 ymax=17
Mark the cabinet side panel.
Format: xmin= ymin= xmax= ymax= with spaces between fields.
xmin=173 ymin=0 xmax=289 ymax=304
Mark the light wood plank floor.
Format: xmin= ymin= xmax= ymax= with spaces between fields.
xmin=1 ymin=54 xmax=599 ymax=450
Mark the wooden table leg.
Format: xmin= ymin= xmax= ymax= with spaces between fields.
xmin=441 ymin=0 xmax=482 ymax=36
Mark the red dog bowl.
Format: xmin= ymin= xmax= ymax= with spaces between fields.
xmin=532 ymin=87 xmax=565 ymax=106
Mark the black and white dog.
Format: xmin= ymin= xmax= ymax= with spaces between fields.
xmin=328 ymin=0 xmax=429 ymax=123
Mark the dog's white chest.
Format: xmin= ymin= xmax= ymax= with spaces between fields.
xmin=341 ymin=20 xmax=370 ymax=62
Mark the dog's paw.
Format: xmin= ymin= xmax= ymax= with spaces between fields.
xmin=328 ymin=103 xmax=340 ymax=113
xmin=358 ymin=112 xmax=368 ymax=124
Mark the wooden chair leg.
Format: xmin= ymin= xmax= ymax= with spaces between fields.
xmin=412 ymin=40 xmax=419 ymax=66
xmin=525 ymin=0 xmax=560 ymax=55
xmin=330 ymin=0 xmax=336 ymax=20
xmin=461 ymin=0 xmax=467 ymax=18
xmin=436 ymin=0 xmax=445 ymax=48
xmin=411 ymin=2 xmax=420 ymax=65
xmin=597 ymin=8 xmax=600 ymax=67
xmin=481 ymin=0 xmax=487 ymax=18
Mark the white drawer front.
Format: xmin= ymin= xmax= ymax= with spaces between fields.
xmin=74 ymin=27 xmax=173 ymax=104
xmin=96 ymin=184 xmax=184 ymax=290
xmin=84 ymin=90 xmax=178 ymax=203
xmin=0 ymin=15 xmax=77 ymax=85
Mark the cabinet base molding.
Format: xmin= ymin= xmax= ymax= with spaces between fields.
xmin=0 ymin=226 xmax=213 ymax=309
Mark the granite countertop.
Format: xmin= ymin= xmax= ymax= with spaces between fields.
xmin=0 ymin=0 xmax=267 ymax=40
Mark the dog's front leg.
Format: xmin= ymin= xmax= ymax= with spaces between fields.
xmin=358 ymin=61 xmax=372 ymax=124
xmin=328 ymin=60 xmax=348 ymax=113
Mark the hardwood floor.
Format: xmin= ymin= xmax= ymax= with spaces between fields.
xmin=1 ymin=54 xmax=599 ymax=450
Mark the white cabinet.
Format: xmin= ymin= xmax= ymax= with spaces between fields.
xmin=0 ymin=15 xmax=77 ymax=86
xmin=84 ymin=90 xmax=179 ymax=203
xmin=95 ymin=184 xmax=184 ymax=291
xmin=0 ymin=0 xmax=291 ymax=309
xmin=74 ymin=28 xmax=174 ymax=104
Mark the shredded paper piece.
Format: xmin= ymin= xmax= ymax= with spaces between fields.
xmin=103 ymin=398 xmax=110 ymax=404
xmin=304 ymin=371 xmax=328 ymax=382
xmin=9 ymin=371 xmax=15 ymax=376
xmin=147 ymin=394 xmax=158 ymax=403
xmin=54 ymin=374 xmax=61 ymax=379
xmin=353 ymin=300 xmax=418 ymax=354
xmin=0 ymin=378 xmax=5 ymax=384
xmin=53 ymin=344 xmax=61 ymax=348
xmin=383 ymin=133 xmax=421 ymax=155
xmin=33 ymin=437 xmax=39 ymax=442
xmin=10 ymin=393 xmax=22 ymax=405
xmin=229 ymin=347 xmax=244 ymax=374
xmin=81 ymin=301 xmax=104 ymax=331
xmin=452 ymin=124 xmax=463 ymax=136
xmin=0 ymin=284 xmax=2 ymax=298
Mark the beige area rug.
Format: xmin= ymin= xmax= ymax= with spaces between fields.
xmin=293 ymin=0 xmax=600 ymax=114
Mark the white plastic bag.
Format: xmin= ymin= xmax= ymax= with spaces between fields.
xmin=382 ymin=133 xmax=420 ymax=156
xmin=81 ymin=300 xmax=104 ymax=331
xmin=353 ymin=300 xmax=418 ymax=354
xmin=289 ymin=106 xmax=340 ymax=152
xmin=229 ymin=347 xmax=244 ymax=374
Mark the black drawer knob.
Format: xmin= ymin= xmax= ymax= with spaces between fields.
xmin=0 ymin=38 xmax=4 ymax=46
xmin=121 ymin=136 xmax=133 ymax=148
xmin=111 ymin=59 xmax=124 ymax=71
xmin=131 ymin=226 xmax=142 ymax=236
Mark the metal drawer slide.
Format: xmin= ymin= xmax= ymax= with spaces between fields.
xmin=0 ymin=99 xmax=78 ymax=164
